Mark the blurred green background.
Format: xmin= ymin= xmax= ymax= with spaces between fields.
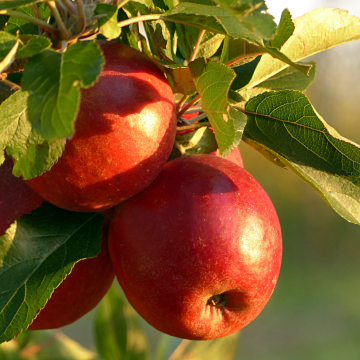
xmin=55 ymin=1 xmax=360 ymax=358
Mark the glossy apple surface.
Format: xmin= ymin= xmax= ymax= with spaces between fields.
xmin=25 ymin=41 xmax=177 ymax=212
xmin=28 ymin=210 xmax=115 ymax=330
xmin=109 ymin=155 xmax=282 ymax=340
xmin=0 ymin=159 xmax=44 ymax=236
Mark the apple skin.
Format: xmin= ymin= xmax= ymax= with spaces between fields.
xmin=25 ymin=41 xmax=177 ymax=212
xmin=0 ymin=159 xmax=44 ymax=236
xmin=109 ymin=154 xmax=282 ymax=340
xmin=28 ymin=209 xmax=115 ymax=330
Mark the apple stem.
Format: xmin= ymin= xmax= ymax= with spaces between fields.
xmin=176 ymin=121 xmax=211 ymax=132
xmin=177 ymin=94 xmax=201 ymax=119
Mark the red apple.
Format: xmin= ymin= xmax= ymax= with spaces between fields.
xmin=24 ymin=41 xmax=177 ymax=212
xmin=28 ymin=209 xmax=115 ymax=330
xmin=109 ymin=154 xmax=282 ymax=340
xmin=0 ymin=159 xmax=44 ymax=237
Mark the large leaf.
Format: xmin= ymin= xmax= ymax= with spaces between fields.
xmin=243 ymin=137 xmax=360 ymax=225
xmin=243 ymin=90 xmax=360 ymax=224
xmin=94 ymin=286 xmax=149 ymax=360
xmin=21 ymin=41 xmax=104 ymax=140
xmin=0 ymin=203 xmax=103 ymax=344
xmin=238 ymin=61 xmax=317 ymax=100
xmin=155 ymin=332 xmax=239 ymax=360
xmin=0 ymin=90 xmax=65 ymax=178
xmin=212 ymin=0 xmax=276 ymax=40
xmin=163 ymin=3 xmax=260 ymax=43
xmin=16 ymin=36 xmax=51 ymax=58
xmin=220 ymin=37 xmax=265 ymax=67
xmin=246 ymin=8 xmax=360 ymax=88
xmin=254 ymin=61 xmax=316 ymax=91
xmin=189 ymin=58 xmax=247 ymax=155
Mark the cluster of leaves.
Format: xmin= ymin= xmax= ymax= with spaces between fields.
xmin=1 ymin=0 xmax=360 ymax=352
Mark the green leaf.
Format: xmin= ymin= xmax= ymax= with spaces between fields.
xmin=244 ymin=90 xmax=360 ymax=224
xmin=0 ymin=90 xmax=65 ymax=179
xmin=260 ymin=45 xmax=312 ymax=76
xmin=268 ymin=8 xmax=294 ymax=49
xmin=95 ymin=286 xmax=150 ymax=360
xmin=4 ymin=5 xmax=49 ymax=35
xmin=0 ymin=1 xmax=48 ymax=11
xmin=150 ymin=19 xmax=177 ymax=61
xmin=255 ymin=61 xmax=316 ymax=91
xmin=0 ymin=90 xmax=32 ymax=165
xmin=220 ymin=36 xmax=265 ymax=67
xmin=16 ymin=36 xmax=51 ymax=58
xmin=11 ymin=139 xmax=65 ymax=180
xmin=212 ymin=0 xmax=276 ymax=40
xmin=163 ymin=3 xmax=260 ymax=43
xmin=169 ymin=126 xmax=218 ymax=160
xmin=95 ymin=4 xmax=121 ymax=40
xmin=0 ymin=203 xmax=103 ymax=344
xmin=21 ymin=41 xmax=104 ymax=140
xmin=0 ymin=31 xmax=16 ymax=62
xmin=230 ymin=56 xmax=260 ymax=91
xmin=189 ymin=58 xmax=247 ymax=155
xmin=244 ymin=137 xmax=360 ymax=225
xmin=175 ymin=23 xmax=200 ymax=61
xmin=16 ymin=330 xmax=100 ymax=360
xmin=124 ymin=0 xmax=164 ymax=16
xmin=238 ymin=61 xmax=316 ymax=101
xmin=246 ymin=8 xmax=360 ymax=89
xmin=244 ymin=90 xmax=360 ymax=176
xmin=196 ymin=32 xmax=224 ymax=59
xmin=155 ymin=331 xmax=239 ymax=360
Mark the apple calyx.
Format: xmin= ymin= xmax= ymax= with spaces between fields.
xmin=207 ymin=293 xmax=228 ymax=308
